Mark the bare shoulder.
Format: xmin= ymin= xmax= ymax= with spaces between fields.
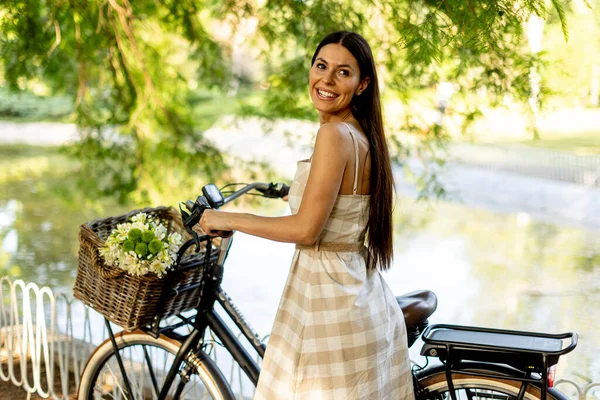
xmin=315 ymin=122 xmax=352 ymax=147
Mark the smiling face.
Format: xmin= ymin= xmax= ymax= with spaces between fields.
xmin=309 ymin=43 xmax=370 ymax=122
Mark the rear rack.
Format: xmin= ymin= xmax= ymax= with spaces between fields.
xmin=420 ymin=324 xmax=577 ymax=400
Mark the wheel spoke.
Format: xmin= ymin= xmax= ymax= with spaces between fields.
xmin=105 ymin=362 xmax=129 ymax=399
xmin=79 ymin=334 xmax=226 ymax=400
xmin=142 ymin=345 xmax=160 ymax=397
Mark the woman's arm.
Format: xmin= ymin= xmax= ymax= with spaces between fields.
xmin=196 ymin=123 xmax=350 ymax=245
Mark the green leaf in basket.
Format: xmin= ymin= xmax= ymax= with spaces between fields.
xmin=128 ymin=228 xmax=142 ymax=241
xmin=135 ymin=242 xmax=148 ymax=257
xmin=122 ymin=239 xmax=135 ymax=253
xmin=148 ymin=239 xmax=163 ymax=254
xmin=141 ymin=230 xmax=155 ymax=243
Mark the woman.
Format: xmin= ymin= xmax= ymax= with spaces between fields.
xmin=197 ymin=31 xmax=414 ymax=400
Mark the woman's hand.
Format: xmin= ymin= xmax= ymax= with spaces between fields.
xmin=194 ymin=209 xmax=233 ymax=237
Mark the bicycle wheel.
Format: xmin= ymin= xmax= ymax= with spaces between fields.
xmin=417 ymin=372 xmax=562 ymax=400
xmin=78 ymin=331 xmax=234 ymax=400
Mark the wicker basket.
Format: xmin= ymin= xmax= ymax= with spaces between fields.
xmin=73 ymin=206 xmax=214 ymax=331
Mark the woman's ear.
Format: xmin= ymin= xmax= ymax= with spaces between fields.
xmin=356 ymin=77 xmax=371 ymax=96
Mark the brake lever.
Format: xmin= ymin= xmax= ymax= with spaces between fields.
xmin=179 ymin=204 xmax=198 ymax=251
xmin=179 ymin=196 xmax=212 ymax=252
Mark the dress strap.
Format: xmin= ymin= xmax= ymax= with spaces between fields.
xmin=342 ymin=122 xmax=360 ymax=195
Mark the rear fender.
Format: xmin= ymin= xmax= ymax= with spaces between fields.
xmin=413 ymin=361 xmax=569 ymax=400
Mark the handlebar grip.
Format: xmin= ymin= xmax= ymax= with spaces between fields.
xmin=259 ymin=182 xmax=290 ymax=199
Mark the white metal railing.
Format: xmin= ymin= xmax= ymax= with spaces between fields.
xmin=0 ymin=276 xmax=89 ymax=398
xmin=450 ymin=142 xmax=600 ymax=187
xmin=556 ymin=379 xmax=600 ymax=400
xmin=0 ymin=276 xmax=258 ymax=399
xmin=0 ymin=276 xmax=598 ymax=399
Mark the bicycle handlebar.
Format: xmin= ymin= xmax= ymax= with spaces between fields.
xmin=241 ymin=182 xmax=290 ymax=202
xmin=179 ymin=182 xmax=289 ymax=243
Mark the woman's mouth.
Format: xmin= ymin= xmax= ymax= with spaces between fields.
xmin=316 ymin=88 xmax=339 ymax=100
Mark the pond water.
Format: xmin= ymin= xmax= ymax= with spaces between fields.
xmin=0 ymin=146 xmax=598 ymax=392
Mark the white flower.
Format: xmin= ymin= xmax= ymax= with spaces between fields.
xmin=155 ymin=224 xmax=167 ymax=240
xmin=169 ymin=232 xmax=182 ymax=245
xmin=130 ymin=221 xmax=147 ymax=231
xmin=100 ymin=213 xmax=182 ymax=277
xmin=131 ymin=213 xmax=147 ymax=224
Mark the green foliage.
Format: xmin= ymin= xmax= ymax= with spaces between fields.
xmin=241 ymin=0 xmax=571 ymax=195
xmin=0 ymin=0 xmax=571 ymax=200
xmin=1 ymin=0 xmax=229 ymax=201
xmin=549 ymin=0 xmax=569 ymax=41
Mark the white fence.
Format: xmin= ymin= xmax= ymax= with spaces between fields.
xmin=450 ymin=143 xmax=600 ymax=187
xmin=0 ymin=276 xmax=106 ymax=398
xmin=0 ymin=276 xmax=598 ymax=399
xmin=0 ymin=276 xmax=258 ymax=399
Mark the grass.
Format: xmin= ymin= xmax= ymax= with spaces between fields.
xmin=465 ymin=129 xmax=600 ymax=155
xmin=451 ymin=107 xmax=600 ymax=156
xmin=516 ymin=132 xmax=600 ymax=155
xmin=0 ymin=87 xmax=73 ymax=122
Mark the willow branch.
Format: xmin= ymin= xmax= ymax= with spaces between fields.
xmin=74 ymin=21 xmax=87 ymax=108
xmin=75 ymin=62 xmax=87 ymax=108
xmin=112 ymin=26 xmax=142 ymax=106
xmin=106 ymin=0 xmax=131 ymax=17
xmin=97 ymin=0 xmax=107 ymax=33
xmin=47 ymin=19 xmax=61 ymax=56
xmin=109 ymin=0 xmax=157 ymax=105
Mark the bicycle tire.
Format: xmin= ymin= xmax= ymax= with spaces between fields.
xmin=417 ymin=371 xmax=564 ymax=400
xmin=77 ymin=331 xmax=235 ymax=400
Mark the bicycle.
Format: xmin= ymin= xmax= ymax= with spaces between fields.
xmin=77 ymin=181 xmax=578 ymax=400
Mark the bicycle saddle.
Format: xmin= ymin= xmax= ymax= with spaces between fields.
xmin=396 ymin=290 xmax=438 ymax=347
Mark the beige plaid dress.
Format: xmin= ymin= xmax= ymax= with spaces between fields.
xmin=254 ymin=124 xmax=414 ymax=400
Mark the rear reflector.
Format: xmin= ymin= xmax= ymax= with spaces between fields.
xmin=548 ymin=365 xmax=556 ymax=388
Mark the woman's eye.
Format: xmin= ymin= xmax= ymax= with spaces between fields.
xmin=339 ymin=69 xmax=349 ymax=76
xmin=316 ymin=63 xmax=326 ymax=70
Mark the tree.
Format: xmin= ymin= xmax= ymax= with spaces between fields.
xmin=0 ymin=0 xmax=569 ymax=202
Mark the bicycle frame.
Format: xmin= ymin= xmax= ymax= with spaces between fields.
xmin=153 ymin=292 xmax=264 ymax=399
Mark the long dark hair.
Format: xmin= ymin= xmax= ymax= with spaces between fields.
xmin=311 ymin=31 xmax=395 ymax=271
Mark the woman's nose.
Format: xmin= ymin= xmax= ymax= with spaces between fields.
xmin=322 ymin=71 xmax=335 ymax=84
